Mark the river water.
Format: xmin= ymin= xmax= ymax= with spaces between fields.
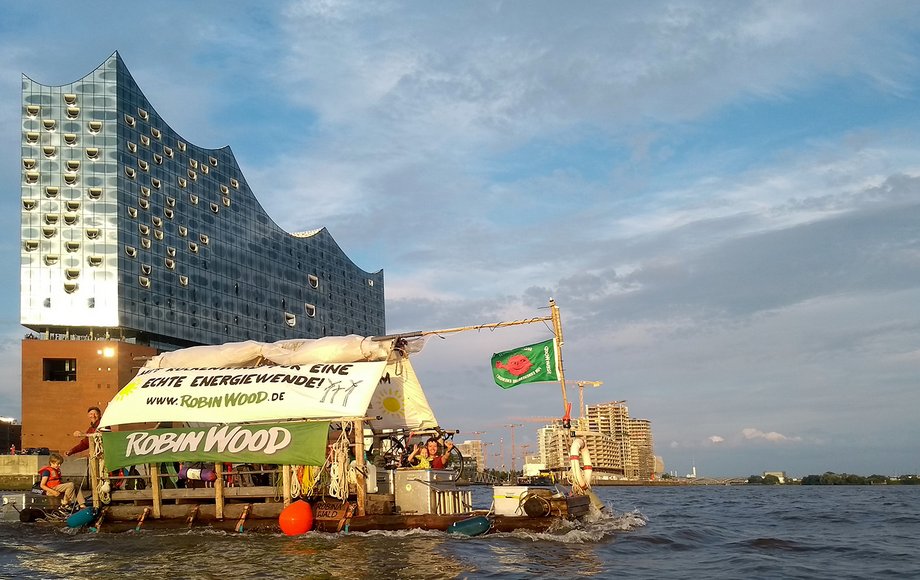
xmin=1 ymin=484 xmax=918 ymax=579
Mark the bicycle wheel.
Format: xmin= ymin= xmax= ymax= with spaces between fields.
xmin=443 ymin=446 xmax=465 ymax=481
xmin=376 ymin=436 xmax=406 ymax=470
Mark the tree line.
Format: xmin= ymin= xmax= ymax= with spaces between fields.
xmin=747 ymin=472 xmax=920 ymax=485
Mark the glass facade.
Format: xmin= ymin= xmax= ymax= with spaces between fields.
xmin=21 ymin=52 xmax=385 ymax=350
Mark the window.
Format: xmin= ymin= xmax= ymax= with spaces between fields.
xmin=222 ymin=197 xmax=231 ymax=207
xmin=87 ymin=187 xmax=102 ymax=199
xmin=141 ymin=264 xmax=152 ymax=275
xmin=25 ymin=171 xmax=39 ymax=184
xmin=44 ymin=146 xmax=57 ymax=158
xmin=189 ymin=159 xmax=198 ymax=169
xmin=153 ymin=153 xmax=163 ymax=165
xmin=24 ymin=240 xmax=39 ymax=251
xmin=210 ymin=203 xmax=219 ymax=214
xmin=45 ymin=254 xmax=59 ymax=265
xmin=64 ymin=173 xmax=78 ymax=185
xmin=220 ymin=184 xmax=229 ymax=195
xmin=179 ymin=275 xmax=189 ymax=286
xmin=140 ymin=135 xmax=150 ymax=147
xmin=43 ymin=358 xmax=77 ymax=382
xmin=63 ymin=282 xmax=78 ymax=294
xmin=128 ymin=207 xmax=138 ymax=218
xmin=63 ymin=214 xmax=78 ymax=226
xmin=65 ymin=268 xmax=80 ymax=280
xmin=139 ymin=276 xmax=150 ymax=288
xmin=125 ymin=246 xmax=137 ymax=257
xmin=178 ymin=226 xmax=188 ymax=237
xmin=86 ymin=148 xmax=99 ymax=159
xmin=152 ymin=216 xmax=163 ymax=227
xmin=230 ymin=178 xmax=239 ymax=188
xmin=88 ymin=121 xmax=102 ymax=133
xmin=187 ymin=169 xmax=197 ymax=181
xmin=154 ymin=230 xmax=164 ymax=240
xmin=64 ymin=133 xmax=78 ymax=145
xmin=66 ymin=201 xmax=80 ymax=211
xmin=63 ymin=94 xmax=77 ymax=105
xmin=164 ymin=208 xmax=174 ymax=219
xmin=200 ymin=164 xmax=208 ymax=175
xmin=167 ymin=246 xmax=176 ymax=257
xmin=199 ymin=234 xmax=209 ymax=245
xmin=44 ymin=215 xmax=59 ymax=225
xmin=178 ymin=177 xmax=187 ymax=188
xmin=284 ymin=313 xmax=297 ymax=327
xmin=189 ymin=241 xmax=199 ymax=253
xmin=46 ymin=186 xmax=60 ymax=197
xmin=308 ymin=275 xmax=319 ymax=289
xmin=125 ymin=167 xmax=136 ymax=179
xmin=141 ymin=186 xmax=151 ymax=197
xmin=88 ymin=256 xmax=103 ymax=266
xmin=43 ymin=119 xmax=56 ymax=130
xmin=66 ymin=160 xmax=80 ymax=171
xmin=209 ymin=156 xmax=218 ymax=167
xmin=189 ymin=194 xmax=198 ymax=205
xmin=151 ymin=178 xmax=161 ymax=189
xmin=164 ymin=146 xmax=173 ymax=158
xmin=22 ymin=200 xmax=37 ymax=211
xmin=65 ymin=242 xmax=80 ymax=252
xmin=141 ymin=238 xmax=151 ymax=249
xmin=177 ymin=140 xmax=186 ymax=151
xmin=125 ymin=114 xmax=135 ymax=127
xmin=165 ymin=258 xmax=175 ymax=270
xmin=139 ymin=198 xmax=149 ymax=209
xmin=128 ymin=142 xmax=137 ymax=153
xmin=166 ymin=197 xmax=175 ymax=207
xmin=66 ymin=106 xmax=80 ymax=119
xmin=27 ymin=105 xmax=40 ymax=116
xmin=151 ymin=128 xmax=161 ymax=139
xmin=42 ymin=227 xmax=56 ymax=238
xmin=26 ymin=131 xmax=40 ymax=143
xmin=23 ymin=159 xmax=37 ymax=169
xmin=305 ymin=304 xmax=316 ymax=317
xmin=139 ymin=224 xmax=150 ymax=235
xmin=138 ymin=108 xmax=149 ymax=120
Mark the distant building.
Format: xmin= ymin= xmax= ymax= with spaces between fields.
xmin=19 ymin=52 xmax=385 ymax=452
xmin=763 ymin=471 xmax=787 ymax=484
xmin=456 ymin=440 xmax=485 ymax=473
xmin=535 ymin=400 xmax=656 ymax=481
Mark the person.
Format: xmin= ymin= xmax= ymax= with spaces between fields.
xmin=38 ymin=453 xmax=86 ymax=512
xmin=426 ymin=437 xmax=454 ymax=470
xmin=407 ymin=442 xmax=431 ymax=469
xmin=65 ymin=406 xmax=101 ymax=457
xmin=9 ymin=444 xmax=15 ymax=455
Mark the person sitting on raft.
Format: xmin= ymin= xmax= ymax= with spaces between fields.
xmin=407 ymin=443 xmax=431 ymax=469
xmin=39 ymin=453 xmax=87 ymax=510
xmin=426 ymin=437 xmax=454 ymax=469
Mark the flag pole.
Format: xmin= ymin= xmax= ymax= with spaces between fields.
xmin=549 ymin=298 xmax=569 ymax=417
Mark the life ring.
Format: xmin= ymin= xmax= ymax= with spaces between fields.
xmin=569 ymin=437 xmax=593 ymax=491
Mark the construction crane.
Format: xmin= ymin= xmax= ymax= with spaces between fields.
xmin=567 ymin=380 xmax=603 ymax=419
xmin=505 ymin=424 xmax=523 ymax=475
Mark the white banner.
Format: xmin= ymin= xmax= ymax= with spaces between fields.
xmin=99 ymin=361 xmax=389 ymax=428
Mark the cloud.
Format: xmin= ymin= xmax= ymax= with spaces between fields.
xmin=709 ymin=436 xmax=725 ymax=444
xmin=742 ymin=428 xmax=802 ymax=443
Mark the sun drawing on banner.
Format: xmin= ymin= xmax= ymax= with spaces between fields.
xmin=374 ymin=385 xmax=405 ymax=419
xmin=113 ymin=377 xmax=142 ymax=402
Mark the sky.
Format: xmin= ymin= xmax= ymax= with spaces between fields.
xmin=2 ymin=1 xmax=919 ymax=478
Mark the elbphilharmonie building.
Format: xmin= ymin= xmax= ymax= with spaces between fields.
xmin=19 ymin=52 xmax=385 ymax=450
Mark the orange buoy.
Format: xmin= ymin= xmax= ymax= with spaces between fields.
xmin=279 ymin=500 xmax=313 ymax=536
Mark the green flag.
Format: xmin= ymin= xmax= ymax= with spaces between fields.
xmin=491 ymin=339 xmax=559 ymax=389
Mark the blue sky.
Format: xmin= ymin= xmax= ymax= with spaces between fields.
xmin=2 ymin=1 xmax=919 ymax=477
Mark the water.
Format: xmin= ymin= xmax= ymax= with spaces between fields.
xmin=1 ymin=485 xmax=918 ymax=579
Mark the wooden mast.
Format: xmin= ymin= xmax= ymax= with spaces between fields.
xmin=549 ymin=298 xmax=569 ymax=417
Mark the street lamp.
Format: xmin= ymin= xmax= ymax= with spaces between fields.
xmin=505 ymin=423 xmax=523 ymax=478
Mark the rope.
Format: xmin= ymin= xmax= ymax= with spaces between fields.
xmin=327 ymin=432 xmax=350 ymax=500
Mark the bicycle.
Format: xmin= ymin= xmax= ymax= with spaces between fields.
xmin=369 ymin=427 xmax=465 ymax=481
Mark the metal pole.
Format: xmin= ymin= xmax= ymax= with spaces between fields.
xmin=549 ymin=298 xmax=569 ymax=416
